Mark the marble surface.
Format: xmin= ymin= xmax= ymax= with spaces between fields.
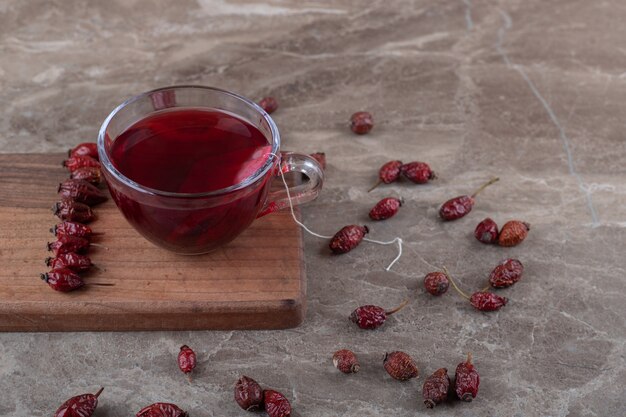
xmin=1 ymin=0 xmax=625 ymax=416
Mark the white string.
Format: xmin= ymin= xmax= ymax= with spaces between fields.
xmin=269 ymin=153 xmax=404 ymax=271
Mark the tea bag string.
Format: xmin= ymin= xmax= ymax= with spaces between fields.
xmin=268 ymin=153 xmax=403 ymax=271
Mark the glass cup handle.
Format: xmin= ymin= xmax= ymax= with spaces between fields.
xmin=257 ymin=152 xmax=324 ymax=218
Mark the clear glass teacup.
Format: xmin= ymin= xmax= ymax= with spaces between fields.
xmin=97 ymin=86 xmax=324 ymax=254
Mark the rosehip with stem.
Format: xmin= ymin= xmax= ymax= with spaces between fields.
xmin=329 ymin=225 xmax=369 ymax=254
xmin=422 ymin=368 xmax=450 ymax=408
xmin=474 ymin=218 xmax=499 ymax=244
xmin=369 ymin=197 xmax=402 ymax=220
xmin=455 ymin=353 xmax=480 ymax=402
xmin=234 ymin=375 xmax=263 ymax=411
xmin=368 ymin=160 xmax=402 ymax=192
xmin=350 ymin=299 xmax=408 ymax=329
xmin=443 ymin=267 xmax=508 ymax=312
xmin=58 ymin=179 xmax=108 ymax=205
xmin=53 ymin=199 xmax=95 ymax=223
xmin=439 ymin=177 xmax=499 ymax=221
xmin=383 ymin=351 xmax=419 ymax=381
xmin=46 ymin=252 xmax=93 ymax=272
xmin=333 ymin=349 xmax=360 ymax=374
xmin=498 ymin=220 xmax=530 ymax=247
xmin=51 ymin=221 xmax=100 ymax=239
xmin=41 ymin=268 xmax=85 ymax=292
xmin=400 ymin=161 xmax=436 ymax=184
xmin=54 ymin=387 xmax=103 ymax=417
xmin=350 ymin=111 xmax=373 ymax=135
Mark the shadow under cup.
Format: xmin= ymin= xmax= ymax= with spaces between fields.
xmin=97 ymin=86 xmax=324 ymax=255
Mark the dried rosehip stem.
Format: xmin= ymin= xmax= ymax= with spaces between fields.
xmin=442 ymin=267 xmax=470 ymax=300
xmin=386 ymin=299 xmax=409 ymax=315
xmin=470 ymin=177 xmax=499 ymax=198
xmin=94 ymin=387 xmax=104 ymax=398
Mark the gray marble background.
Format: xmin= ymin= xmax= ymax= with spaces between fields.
xmin=1 ymin=0 xmax=625 ymax=416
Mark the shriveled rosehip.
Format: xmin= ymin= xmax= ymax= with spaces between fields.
xmin=48 ymin=235 xmax=90 ymax=256
xmin=422 ymin=368 xmax=450 ymax=408
xmin=369 ymin=160 xmax=403 ymax=192
xmin=350 ymin=111 xmax=373 ymax=135
xmin=54 ymin=387 xmax=103 ymax=417
xmin=349 ymin=300 xmax=408 ymax=330
xmin=489 ymin=258 xmax=524 ymax=288
xmin=234 ymin=375 xmax=263 ymax=411
xmin=309 ymin=152 xmax=326 ymax=170
xmin=333 ymin=349 xmax=360 ymax=374
xmin=178 ymin=345 xmax=196 ymax=379
xmin=470 ymin=292 xmax=508 ymax=311
xmin=400 ymin=161 xmax=435 ymax=184
xmin=58 ymin=179 xmax=107 ymax=206
xmin=46 ymin=253 xmax=93 ymax=272
xmin=424 ymin=272 xmax=449 ymax=296
xmin=498 ymin=220 xmax=530 ymax=247
xmin=474 ymin=218 xmax=499 ymax=244
xmin=51 ymin=221 xmax=97 ymax=239
xmin=53 ymin=199 xmax=95 ymax=223
xmin=369 ymin=197 xmax=402 ymax=220
xmin=71 ymin=166 xmax=103 ymax=185
xmin=439 ymin=177 xmax=499 ymax=221
xmin=136 ymin=402 xmax=188 ymax=417
xmin=263 ymin=389 xmax=291 ymax=417
xmin=329 ymin=225 xmax=368 ymax=254
xmin=383 ymin=351 xmax=419 ymax=381
xmin=69 ymin=142 xmax=99 ymax=160
xmin=455 ymin=353 xmax=479 ymax=402
xmin=63 ymin=155 xmax=101 ymax=172
xmin=41 ymin=268 xmax=85 ymax=292
xmin=259 ymin=96 xmax=278 ymax=114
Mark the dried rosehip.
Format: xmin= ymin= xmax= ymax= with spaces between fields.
xmin=329 ymin=225 xmax=368 ymax=254
xmin=455 ymin=353 xmax=479 ymax=402
xmin=369 ymin=197 xmax=402 ymax=220
xmin=383 ymin=351 xmax=419 ymax=381
xmin=422 ymin=368 xmax=450 ymax=408
xmin=439 ymin=177 xmax=499 ymax=221
xmin=470 ymin=292 xmax=508 ymax=311
xmin=489 ymin=258 xmax=524 ymax=288
xmin=263 ymin=389 xmax=291 ymax=417
xmin=58 ymin=179 xmax=107 ymax=206
xmin=400 ymin=161 xmax=435 ymax=184
xmin=46 ymin=253 xmax=93 ymax=272
xmin=350 ymin=111 xmax=373 ymax=135
xmin=498 ymin=220 xmax=530 ymax=247
xmin=53 ymin=199 xmax=95 ymax=223
xmin=474 ymin=218 xmax=499 ymax=244
xmin=71 ymin=166 xmax=102 ymax=185
xmin=424 ymin=272 xmax=449 ymax=296
xmin=54 ymin=387 xmax=103 ymax=417
xmin=178 ymin=345 xmax=197 ymax=380
xmin=63 ymin=155 xmax=101 ymax=172
xmin=69 ymin=142 xmax=99 ymax=160
xmin=234 ymin=375 xmax=263 ymax=411
xmin=369 ymin=160 xmax=402 ymax=192
xmin=259 ymin=96 xmax=278 ymax=114
xmin=333 ymin=349 xmax=360 ymax=374
xmin=48 ymin=236 xmax=90 ymax=256
xmin=41 ymin=268 xmax=85 ymax=292
xmin=136 ymin=402 xmax=188 ymax=417
xmin=349 ymin=300 xmax=408 ymax=330
xmin=309 ymin=152 xmax=326 ymax=170
xmin=51 ymin=221 xmax=97 ymax=239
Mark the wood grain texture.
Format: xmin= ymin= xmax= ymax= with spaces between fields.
xmin=0 ymin=153 xmax=305 ymax=331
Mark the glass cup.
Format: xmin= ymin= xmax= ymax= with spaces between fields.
xmin=97 ymin=86 xmax=324 ymax=254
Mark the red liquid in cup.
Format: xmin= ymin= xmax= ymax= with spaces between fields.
xmin=108 ymin=108 xmax=273 ymax=253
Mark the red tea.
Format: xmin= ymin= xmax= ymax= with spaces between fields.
xmin=107 ymin=108 xmax=274 ymax=253
xmin=110 ymin=109 xmax=271 ymax=193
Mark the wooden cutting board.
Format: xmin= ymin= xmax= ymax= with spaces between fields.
xmin=0 ymin=153 xmax=305 ymax=331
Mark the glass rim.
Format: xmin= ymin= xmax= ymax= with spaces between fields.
xmin=97 ymin=85 xmax=281 ymax=198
